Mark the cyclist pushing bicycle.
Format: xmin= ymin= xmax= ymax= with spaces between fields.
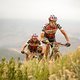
xmin=40 ymin=15 xmax=71 ymax=59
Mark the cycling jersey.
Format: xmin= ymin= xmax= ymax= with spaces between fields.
xmin=27 ymin=39 xmax=41 ymax=52
xmin=42 ymin=23 xmax=62 ymax=42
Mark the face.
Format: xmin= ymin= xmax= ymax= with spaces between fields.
xmin=32 ymin=37 xmax=37 ymax=41
xmin=49 ymin=20 xmax=56 ymax=27
xmin=49 ymin=20 xmax=56 ymax=23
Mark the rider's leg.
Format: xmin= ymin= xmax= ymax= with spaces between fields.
xmin=45 ymin=44 xmax=50 ymax=59
xmin=29 ymin=53 xmax=35 ymax=60
xmin=41 ymin=42 xmax=50 ymax=59
xmin=37 ymin=46 xmax=44 ymax=60
xmin=26 ymin=49 xmax=31 ymax=60
xmin=40 ymin=43 xmax=45 ymax=57
xmin=26 ymin=54 xmax=29 ymax=61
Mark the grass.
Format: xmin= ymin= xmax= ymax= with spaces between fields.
xmin=0 ymin=48 xmax=80 ymax=80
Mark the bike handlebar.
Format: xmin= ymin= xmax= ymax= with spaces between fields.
xmin=42 ymin=40 xmax=71 ymax=47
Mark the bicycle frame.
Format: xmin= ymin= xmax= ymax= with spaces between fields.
xmin=47 ymin=42 xmax=66 ymax=60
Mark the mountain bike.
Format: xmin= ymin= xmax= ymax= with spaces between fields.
xmin=49 ymin=42 xmax=66 ymax=60
xmin=42 ymin=40 xmax=70 ymax=60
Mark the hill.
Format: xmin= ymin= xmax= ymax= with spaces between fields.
xmin=0 ymin=48 xmax=25 ymax=61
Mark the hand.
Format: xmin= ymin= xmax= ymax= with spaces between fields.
xmin=65 ymin=43 xmax=71 ymax=47
xmin=42 ymin=38 xmax=49 ymax=44
xmin=21 ymin=50 xmax=24 ymax=54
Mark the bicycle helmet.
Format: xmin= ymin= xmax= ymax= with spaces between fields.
xmin=49 ymin=15 xmax=57 ymax=21
xmin=32 ymin=33 xmax=38 ymax=39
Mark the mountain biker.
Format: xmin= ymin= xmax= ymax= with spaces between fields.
xmin=40 ymin=15 xmax=71 ymax=59
xmin=21 ymin=34 xmax=43 ymax=60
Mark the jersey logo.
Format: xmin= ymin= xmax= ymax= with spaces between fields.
xmin=45 ymin=25 xmax=58 ymax=34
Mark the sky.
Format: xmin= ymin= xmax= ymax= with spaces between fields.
xmin=0 ymin=0 xmax=80 ymax=21
xmin=0 ymin=0 xmax=80 ymax=52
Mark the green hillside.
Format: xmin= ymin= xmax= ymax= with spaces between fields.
xmin=0 ymin=47 xmax=80 ymax=80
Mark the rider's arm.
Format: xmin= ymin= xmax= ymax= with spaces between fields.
xmin=21 ymin=44 xmax=27 ymax=51
xmin=38 ymin=40 xmax=41 ymax=45
xmin=40 ymin=32 xmax=45 ymax=41
xmin=57 ymin=24 xmax=70 ymax=43
xmin=21 ymin=43 xmax=27 ymax=53
xmin=39 ymin=25 xmax=46 ymax=41
xmin=21 ymin=40 xmax=30 ymax=51
xmin=60 ymin=29 xmax=69 ymax=42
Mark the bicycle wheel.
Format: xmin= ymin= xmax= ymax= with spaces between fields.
xmin=53 ymin=51 xmax=61 ymax=60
